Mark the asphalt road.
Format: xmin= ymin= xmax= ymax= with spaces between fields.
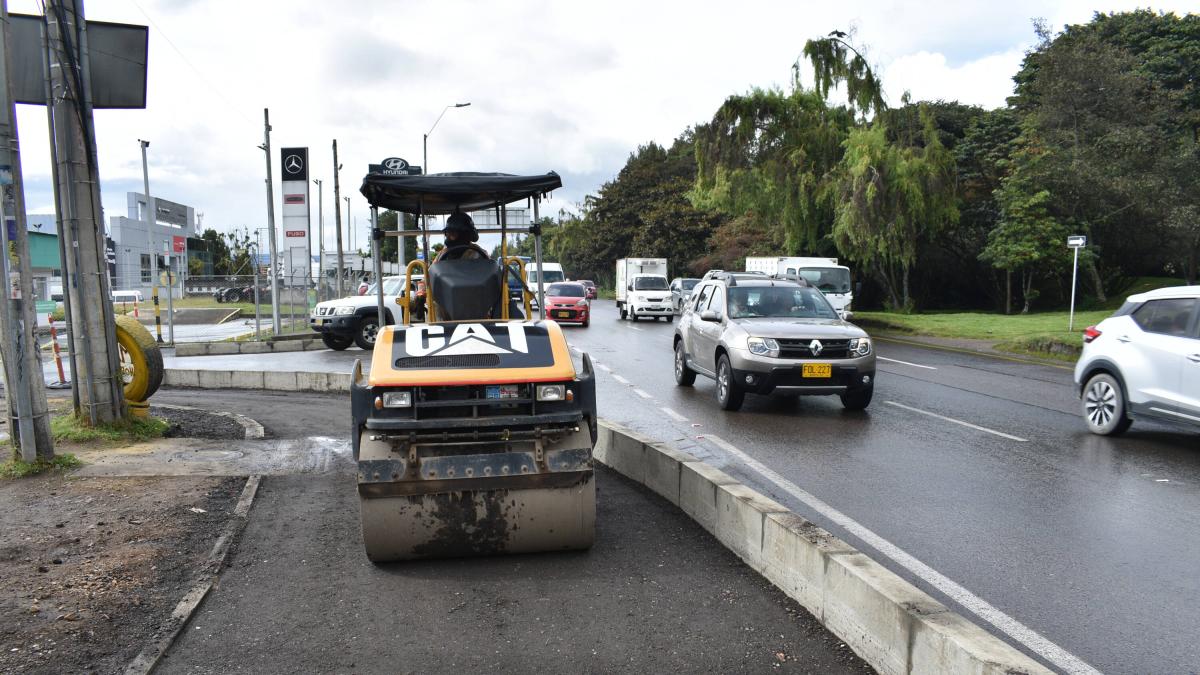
xmin=148 ymin=391 xmax=868 ymax=674
xmin=559 ymin=301 xmax=1200 ymax=674
xmin=152 ymin=303 xmax=1200 ymax=672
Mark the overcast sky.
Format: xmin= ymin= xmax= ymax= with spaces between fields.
xmin=9 ymin=0 xmax=1196 ymax=254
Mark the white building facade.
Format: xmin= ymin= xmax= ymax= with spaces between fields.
xmin=108 ymin=192 xmax=196 ymax=298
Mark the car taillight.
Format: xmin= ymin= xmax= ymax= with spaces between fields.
xmin=1083 ymin=326 xmax=1102 ymax=343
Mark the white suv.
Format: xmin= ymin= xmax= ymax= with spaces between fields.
xmin=1074 ymin=286 xmax=1200 ymax=435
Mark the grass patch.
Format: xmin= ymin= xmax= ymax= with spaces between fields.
xmin=50 ymin=413 xmax=169 ymax=445
xmin=0 ymin=454 xmax=82 ymax=479
xmin=855 ymin=309 xmax=1111 ymax=344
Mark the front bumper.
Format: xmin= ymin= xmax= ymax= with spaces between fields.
xmin=631 ymin=303 xmax=673 ymax=316
xmin=309 ymin=315 xmax=358 ymax=336
xmin=727 ymin=348 xmax=875 ymax=395
xmin=546 ymin=306 xmax=589 ymax=323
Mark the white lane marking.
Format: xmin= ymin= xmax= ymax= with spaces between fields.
xmin=633 ymin=388 xmax=653 ymax=400
xmin=661 ymin=407 xmax=688 ymax=423
xmin=595 ymin=363 xmax=611 ymax=373
xmin=885 ymin=401 xmax=1028 ymax=442
xmin=702 ymin=434 xmax=1099 ymax=675
xmin=878 ymin=356 xmax=938 ymax=370
xmin=612 ymin=374 xmax=631 ymax=385
xmin=625 ymin=324 xmax=644 ymax=332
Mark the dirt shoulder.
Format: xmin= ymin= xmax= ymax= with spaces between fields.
xmin=0 ymin=472 xmax=242 ymax=675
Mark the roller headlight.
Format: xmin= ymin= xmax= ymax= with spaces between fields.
xmin=536 ymin=384 xmax=566 ymax=401
xmin=747 ymin=337 xmax=780 ymax=357
xmin=334 ymin=305 xmax=355 ymax=316
xmin=381 ymin=390 xmax=412 ymax=408
xmin=848 ymin=338 xmax=872 ymax=356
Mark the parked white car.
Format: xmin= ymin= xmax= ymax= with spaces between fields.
xmin=1074 ymin=286 xmax=1200 ymax=435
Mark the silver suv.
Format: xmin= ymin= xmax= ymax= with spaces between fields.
xmin=673 ymin=274 xmax=875 ymax=411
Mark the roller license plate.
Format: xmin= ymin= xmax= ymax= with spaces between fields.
xmin=554 ymin=311 xmax=572 ymax=318
xmin=802 ymin=363 xmax=832 ymax=378
xmin=485 ymin=384 xmax=520 ymax=400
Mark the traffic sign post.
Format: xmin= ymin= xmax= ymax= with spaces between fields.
xmin=1068 ymin=235 xmax=1087 ymax=332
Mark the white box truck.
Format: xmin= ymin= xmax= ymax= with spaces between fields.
xmin=615 ymin=258 xmax=671 ymax=321
xmin=744 ymin=256 xmax=855 ymax=316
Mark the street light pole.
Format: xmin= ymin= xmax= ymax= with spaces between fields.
xmin=138 ymin=139 xmax=155 ymax=295
xmin=422 ymin=102 xmax=470 ymax=253
xmin=344 ymin=194 xmax=351 ymax=255
xmin=314 ymin=178 xmax=324 ymax=301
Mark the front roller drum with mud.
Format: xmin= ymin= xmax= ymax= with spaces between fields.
xmin=357 ymin=428 xmax=596 ymax=562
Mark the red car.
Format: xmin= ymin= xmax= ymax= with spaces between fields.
xmin=578 ymin=279 xmax=597 ymax=299
xmin=543 ymin=282 xmax=590 ymax=327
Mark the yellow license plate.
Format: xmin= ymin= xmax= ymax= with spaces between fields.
xmin=555 ymin=311 xmax=571 ymax=318
xmin=802 ymin=364 xmax=832 ymax=378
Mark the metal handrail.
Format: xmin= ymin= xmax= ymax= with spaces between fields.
xmin=402 ymin=259 xmax=429 ymax=325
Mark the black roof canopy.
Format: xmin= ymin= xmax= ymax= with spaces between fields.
xmin=359 ymin=171 xmax=561 ymax=215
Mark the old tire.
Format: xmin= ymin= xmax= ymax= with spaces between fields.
xmin=114 ymin=314 xmax=163 ymax=403
xmin=354 ymin=316 xmax=380 ymax=351
xmin=322 ymin=333 xmax=353 ymax=351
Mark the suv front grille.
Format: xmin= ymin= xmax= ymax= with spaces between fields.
xmin=775 ymin=338 xmax=851 ymax=359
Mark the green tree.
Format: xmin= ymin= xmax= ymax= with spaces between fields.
xmin=200 ymin=228 xmax=233 ymax=275
xmin=375 ymin=210 xmax=418 ymax=266
xmin=979 ymin=146 xmax=1072 ymax=313
xmin=831 ymin=108 xmax=958 ymax=310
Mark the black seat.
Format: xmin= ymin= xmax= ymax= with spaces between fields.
xmin=428 ymin=259 xmax=525 ymax=322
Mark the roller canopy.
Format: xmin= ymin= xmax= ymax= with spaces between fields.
xmin=359 ymin=171 xmax=561 ymax=215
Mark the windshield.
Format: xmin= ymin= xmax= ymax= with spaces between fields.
xmin=681 ymin=279 xmax=699 ymax=291
xmin=529 ymin=270 xmax=565 ymax=284
xmin=728 ymin=286 xmax=839 ymax=320
xmin=792 ymin=267 xmax=851 ymax=294
xmin=547 ymin=283 xmax=585 ymax=297
xmin=368 ymin=278 xmax=410 ymax=296
xmin=633 ymin=276 xmax=668 ymax=291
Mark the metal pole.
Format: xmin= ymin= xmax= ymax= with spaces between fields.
xmin=314 ymin=178 xmax=324 ymax=301
xmin=261 ymin=108 xmax=280 ymax=333
xmin=533 ymin=197 xmax=545 ymax=320
xmin=253 ymin=234 xmax=261 ymax=339
xmin=372 ymin=207 xmax=385 ymax=330
xmin=167 ymin=258 xmax=175 ymax=343
xmin=0 ymin=180 xmax=37 ymax=460
xmin=138 ymin=139 xmax=155 ymax=298
xmin=344 ymin=196 xmax=351 ymax=254
xmin=1069 ymin=246 xmax=1080 ymax=332
xmin=332 ymin=140 xmax=344 ymax=297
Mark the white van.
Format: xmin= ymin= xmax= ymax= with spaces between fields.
xmin=526 ymin=263 xmax=565 ymax=309
xmin=111 ymin=290 xmax=145 ymax=304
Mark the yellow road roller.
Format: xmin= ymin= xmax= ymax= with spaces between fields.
xmin=351 ymin=168 xmax=597 ymax=561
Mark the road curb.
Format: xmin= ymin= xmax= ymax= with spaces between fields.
xmin=123 ymin=474 xmax=262 ymax=675
xmin=872 ymin=333 xmax=1074 ymax=370
xmin=163 ymin=368 xmax=352 ymax=392
xmin=150 ymin=403 xmax=266 ymax=439
xmin=594 ymin=420 xmax=1050 ymax=675
xmin=174 ymin=338 xmax=326 ymax=357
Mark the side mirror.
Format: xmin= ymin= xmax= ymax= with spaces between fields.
xmin=700 ymin=310 xmax=721 ymax=322
xmin=842 ymin=310 xmax=854 ymax=321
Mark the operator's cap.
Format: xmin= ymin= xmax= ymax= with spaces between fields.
xmin=443 ymin=210 xmax=478 ymax=243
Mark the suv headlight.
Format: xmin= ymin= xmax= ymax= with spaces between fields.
xmin=747 ymin=337 xmax=780 ymax=357
xmin=848 ymin=338 xmax=872 ymax=356
xmin=334 ymin=306 xmax=355 ymax=316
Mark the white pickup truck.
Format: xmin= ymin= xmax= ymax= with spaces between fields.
xmin=616 ymin=258 xmax=672 ymax=321
xmin=310 ymin=275 xmax=422 ymax=350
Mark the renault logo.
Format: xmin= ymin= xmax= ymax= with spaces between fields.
xmin=383 ymin=157 xmax=408 ymax=172
xmin=284 ymin=155 xmax=304 ymax=173
xmin=809 ymin=339 xmax=823 ymax=356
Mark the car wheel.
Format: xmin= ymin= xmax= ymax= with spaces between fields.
xmin=630 ymin=306 xmax=639 ymax=321
xmin=322 ymin=333 xmax=353 ymax=351
xmin=582 ymin=316 xmax=590 ymax=327
xmin=840 ymin=385 xmax=873 ymax=410
xmin=1083 ymin=373 xmax=1133 ymax=436
xmin=354 ymin=317 xmax=380 ymax=351
xmin=619 ymin=306 xmax=627 ymax=320
xmin=715 ymin=354 xmax=744 ymax=411
xmin=674 ymin=341 xmax=696 ymax=386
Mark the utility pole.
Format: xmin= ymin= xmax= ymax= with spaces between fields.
xmin=0 ymin=0 xmax=53 ymax=459
xmin=46 ymin=0 xmax=125 ymax=424
xmin=313 ymin=178 xmax=323 ymax=301
xmin=332 ymin=139 xmax=344 ymax=297
xmin=260 ymin=109 xmax=280 ymax=333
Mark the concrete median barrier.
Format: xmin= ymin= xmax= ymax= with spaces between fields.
xmin=163 ymin=368 xmax=352 ymax=392
xmin=174 ymin=338 xmax=325 ymax=357
xmin=595 ymin=420 xmax=1049 ymax=675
